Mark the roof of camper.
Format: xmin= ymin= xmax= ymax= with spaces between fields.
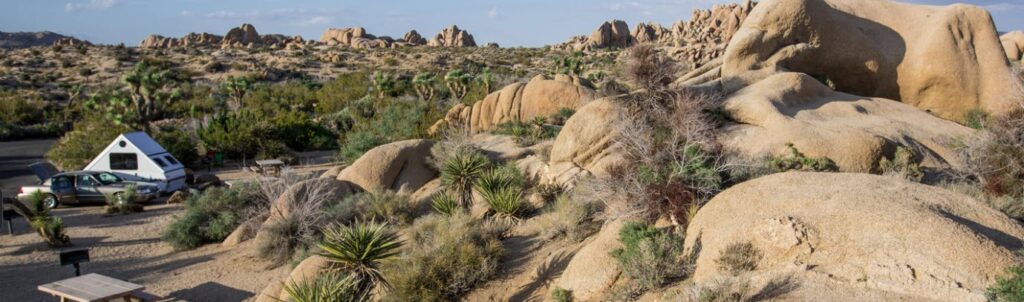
xmin=120 ymin=131 xmax=168 ymax=156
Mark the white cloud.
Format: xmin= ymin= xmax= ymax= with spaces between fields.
xmin=488 ymin=7 xmax=499 ymax=19
xmin=180 ymin=10 xmax=193 ymax=17
xmin=65 ymin=0 xmax=118 ymax=12
xmin=302 ymin=16 xmax=331 ymax=26
xmin=203 ymin=8 xmax=343 ymax=27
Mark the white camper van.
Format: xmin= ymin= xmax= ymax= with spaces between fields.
xmin=84 ymin=131 xmax=187 ymax=193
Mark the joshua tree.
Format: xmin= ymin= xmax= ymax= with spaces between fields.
xmin=444 ymin=69 xmax=473 ymax=102
xmin=220 ymin=75 xmax=252 ymax=111
xmin=412 ymin=72 xmax=437 ymax=103
xmin=121 ymin=61 xmax=179 ymax=124
xmin=551 ymin=52 xmax=585 ymax=76
xmin=373 ymin=71 xmax=396 ymax=99
xmin=479 ymin=67 xmax=494 ymax=94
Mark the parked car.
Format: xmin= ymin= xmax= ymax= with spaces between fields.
xmin=17 ymin=162 xmax=159 ymax=209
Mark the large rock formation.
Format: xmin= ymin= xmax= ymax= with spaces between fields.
xmin=1003 ymin=31 xmax=1024 ymax=61
xmin=684 ymin=172 xmax=1024 ymax=301
xmin=223 ymin=23 xmax=260 ymax=45
xmin=719 ymin=72 xmax=974 ymax=172
xmin=555 ymin=219 xmax=626 ymax=301
xmin=545 ymin=98 xmax=627 ymax=185
xmin=336 ymin=139 xmax=437 ymax=194
xmin=431 ymin=74 xmax=595 ymax=134
xmin=428 ymin=25 xmax=476 ymax=47
xmin=721 ymin=0 xmax=1023 ymax=122
xmin=320 ymin=27 xmax=426 ymax=49
xmin=588 ymin=20 xmax=634 ymax=49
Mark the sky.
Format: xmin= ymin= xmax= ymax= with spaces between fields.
xmin=1 ymin=0 xmax=1022 ymax=47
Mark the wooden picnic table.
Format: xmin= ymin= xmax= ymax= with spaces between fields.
xmin=38 ymin=273 xmax=144 ymax=302
xmin=255 ymin=159 xmax=286 ymax=176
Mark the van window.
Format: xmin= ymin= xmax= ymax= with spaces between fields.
xmin=165 ymin=155 xmax=180 ymax=165
xmin=110 ymin=153 xmax=138 ymax=170
xmin=153 ymin=157 xmax=167 ymax=168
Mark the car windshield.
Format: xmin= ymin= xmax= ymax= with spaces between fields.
xmin=95 ymin=172 xmax=122 ymax=185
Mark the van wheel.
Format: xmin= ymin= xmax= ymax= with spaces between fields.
xmin=43 ymin=194 xmax=59 ymax=209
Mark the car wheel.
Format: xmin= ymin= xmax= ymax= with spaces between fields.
xmin=43 ymin=194 xmax=59 ymax=209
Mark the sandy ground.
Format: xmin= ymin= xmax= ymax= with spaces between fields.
xmin=0 ymin=202 xmax=290 ymax=302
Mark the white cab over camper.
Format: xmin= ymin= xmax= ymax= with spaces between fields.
xmin=84 ymin=131 xmax=187 ymax=193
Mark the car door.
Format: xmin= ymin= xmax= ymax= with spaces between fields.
xmin=75 ymin=174 xmax=103 ymax=202
xmin=49 ymin=176 xmax=77 ymax=204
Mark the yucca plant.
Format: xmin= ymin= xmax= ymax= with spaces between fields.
xmin=431 ymin=190 xmax=461 ymax=216
xmin=105 ymin=184 xmax=143 ymax=214
xmin=474 ymin=165 xmax=524 ymax=195
xmin=479 ymin=186 xmax=525 ymax=221
xmin=279 ymin=272 xmax=368 ymax=302
xmin=318 ymin=221 xmax=403 ymax=293
xmin=440 ymin=150 xmax=490 ymax=207
xmin=20 ymin=191 xmax=71 ymax=246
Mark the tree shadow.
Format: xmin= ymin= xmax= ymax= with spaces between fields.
xmin=165 ymin=281 xmax=254 ymax=302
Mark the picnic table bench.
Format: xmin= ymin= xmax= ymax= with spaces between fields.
xmin=38 ymin=273 xmax=145 ymax=302
xmin=254 ymin=159 xmax=286 ymax=176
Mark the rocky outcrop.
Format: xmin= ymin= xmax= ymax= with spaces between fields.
xmin=336 ymin=139 xmax=437 ymax=194
xmin=718 ymin=72 xmax=974 ymax=173
xmin=721 ymin=0 xmax=1023 ymax=122
xmin=320 ymin=27 xmax=428 ymax=49
xmin=430 ymin=74 xmax=595 ymax=134
xmin=555 ymin=219 xmax=626 ymax=301
xmin=1003 ymin=31 xmax=1024 ymax=61
xmin=556 ymin=1 xmax=755 ymax=67
xmin=545 ymin=98 xmax=627 ymax=185
xmin=0 ymin=31 xmax=83 ymax=49
xmin=140 ymin=24 xmax=303 ymax=49
xmin=401 ymin=30 xmax=427 ymax=46
xmin=428 ymin=25 xmax=476 ymax=47
xmin=684 ymin=172 xmax=1024 ymax=301
xmin=51 ymin=37 xmax=91 ymax=48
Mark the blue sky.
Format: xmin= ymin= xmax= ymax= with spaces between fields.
xmin=1 ymin=0 xmax=1022 ymax=47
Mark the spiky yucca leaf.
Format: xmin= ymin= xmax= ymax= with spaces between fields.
xmin=431 ymin=191 xmax=461 ymax=216
xmin=319 ymin=221 xmax=403 ymax=291
xmin=480 ymin=186 xmax=525 ymax=221
xmin=440 ymin=150 xmax=490 ymax=207
xmin=279 ymin=272 xmax=368 ymax=302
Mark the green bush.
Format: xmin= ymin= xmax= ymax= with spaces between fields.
xmin=317 ymin=72 xmax=372 ymax=114
xmin=490 ymin=118 xmax=559 ymax=146
xmin=163 ymin=186 xmax=259 ymax=249
xmin=610 ymin=222 xmax=688 ymax=293
xmin=198 ymin=109 xmax=336 ymax=159
xmin=0 ymin=121 xmax=63 ymax=141
xmin=153 ymin=126 xmax=199 ymax=167
xmin=988 ymin=266 xmax=1024 ymax=302
xmin=0 ymin=90 xmax=46 ymax=125
xmin=381 ymin=213 xmax=505 ymax=301
xmin=47 ymin=118 xmax=131 ymax=170
xmin=767 ymin=143 xmax=838 ymax=172
xmin=878 ymin=146 xmax=923 ymax=182
xmin=104 ymin=184 xmax=144 ymax=215
xmin=339 ymin=190 xmax=415 ymax=225
xmin=551 ymin=287 xmax=573 ymax=302
xmin=338 ymin=98 xmax=430 ymax=162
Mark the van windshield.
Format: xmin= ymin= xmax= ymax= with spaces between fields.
xmin=95 ymin=172 xmax=122 ymax=185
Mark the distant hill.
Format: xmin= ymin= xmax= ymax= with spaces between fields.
xmin=0 ymin=31 xmax=83 ymax=49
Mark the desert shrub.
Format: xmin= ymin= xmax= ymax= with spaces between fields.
xmin=610 ymin=222 xmax=690 ymax=294
xmin=551 ymin=107 xmax=576 ymax=125
xmin=878 ymin=146 xmax=924 ymax=182
xmin=317 ymin=72 xmax=372 ymax=114
xmin=47 ymin=118 xmax=132 ymax=170
xmin=255 ymin=174 xmax=355 ymax=265
xmin=962 ymin=108 xmax=1024 ymax=199
xmin=199 ymin=109 xmax=336 ymax=159
xmin=551 ymin=52 xmax=586 ymax=76
xmin=534 ymin=194 xmax=600 ymax=242
xmin=965 ymin=109 xmax=990 ymax=130
xmin=19 ymin=191 xmax=71 ymax=247
xmin=621 ymin=44 xmax=680 ymax=91
xmin=319 ymin=221 xmax=403 ymax=294
xmin=988 ymin=266 xmax=1024 ymax=302
xmin=282 ymin=271 xmax=368 ymax=302
xmin=0 ymin=90 xmax=46 ymax=125
xmin=767 ymin=143 xmax=838 ymax=172
xmin=256 ymin=216 xmax=305 ymax=264
xmin=163 ymin=186 xmax=259 ymax=249
xmin=338 ymin=98 xmax=430 ymax=162
xmin=551 ymin=287 xmax=573 ymax=302
xmin=490 ymin=117 xmax=559 ymax=146
xmin=382 ymin=213 xmax=506 ymax=301
xmin=473 ymin=164 xmax=528 ymax=220
xmin=104 ymin=184 xmax=144 ymax=215
xmin=152 ymin=126 xmax=199 ymax=167
xmin=341 ymin=190 xmax=415 ymax=225
xmin=0 ymin=121 xmax=63 ymax=141
xmin=716 ymin=242 xmax=762 ymax=275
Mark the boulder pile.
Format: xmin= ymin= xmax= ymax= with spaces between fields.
xmin=320 ymin=27 xmax=428 ymax=49
xmin=140 ymin=23 xmax=307 ymax=49
xmin=1003 ymin=31 xmax=1024 ymax=61
xmin=427 ymin=25 xmax=477 ymax=47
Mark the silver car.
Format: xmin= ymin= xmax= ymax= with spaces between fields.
xmin=17 ymin=162 xmax=159 ymax=209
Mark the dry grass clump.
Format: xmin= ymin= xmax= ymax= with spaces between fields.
xmin=961 ymin=108 xmax=1024 ymax=199
xmin=533 ymin=193 xmax=601 ymax=242
xmin=621 ymin=43 xmax=680 ymax=92
xmin=878 ymin=146 xmax=924 ymax=182
xmin=715 ymin=242 xmax=762 ymax=275
xmin=381 ymin=213 xmax=506 ymax=301
xmin=254 ymin=173 xmax=350 ymax=265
